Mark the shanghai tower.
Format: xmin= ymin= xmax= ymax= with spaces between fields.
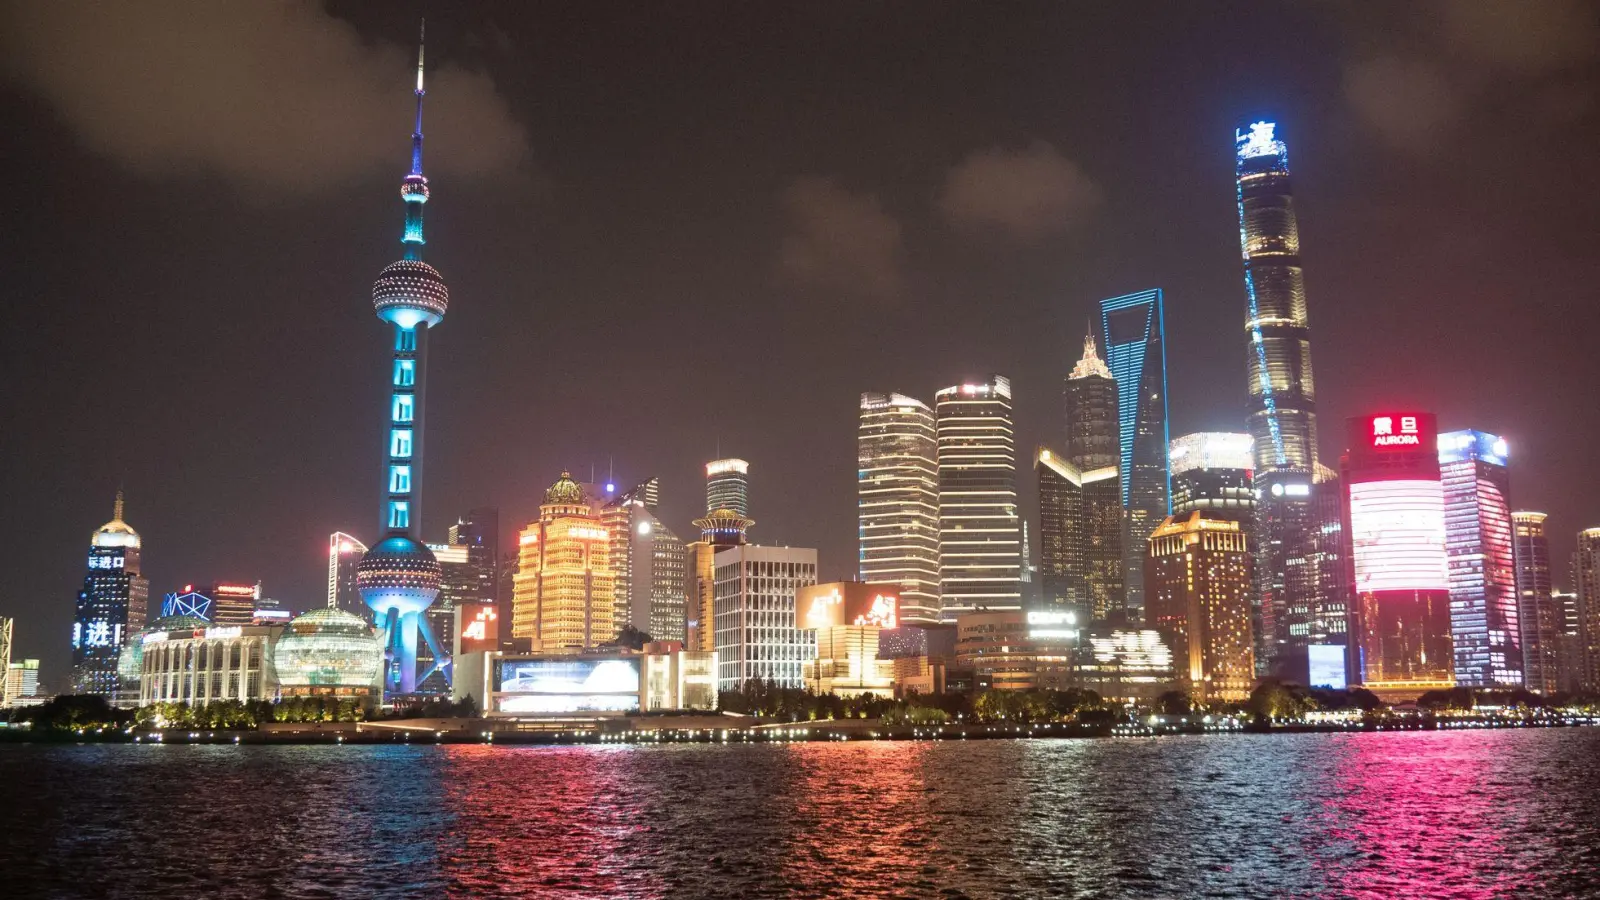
xmin=356 ymin=28 xmax=452 ymax=698
xmin=1237 ymin=120 xmax=1330 ymax=680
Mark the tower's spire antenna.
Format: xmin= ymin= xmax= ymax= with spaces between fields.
xmin=113 ymin=489 xmax=125 ymax=522
xmin=411 ymin=19 xmax=426 ymax=177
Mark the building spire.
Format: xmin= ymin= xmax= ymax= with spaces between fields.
xmin=398 ymin=20 xmax=431 ymax=260
xmin=411 ymin=20 xmax=426 ymax=176
xmin=1070 ymin=327 xmax=1112 ymax=380
xmin=113 ymin=489 xmax=125 ymax=522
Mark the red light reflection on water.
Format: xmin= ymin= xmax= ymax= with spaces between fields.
xmin=1306 ymin=731 xmax=1544 ymax=898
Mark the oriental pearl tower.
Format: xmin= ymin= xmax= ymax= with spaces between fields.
xmin=357 ymin=25 xmax=451 ymax=698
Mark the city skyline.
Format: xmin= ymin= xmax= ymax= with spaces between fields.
xmin=5 ymin=5 xmax=1600 ymax=683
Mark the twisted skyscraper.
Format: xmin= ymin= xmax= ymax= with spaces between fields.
xmin=357 ymin=29 xmax=452 ymax=698
xmin=1237 ymin=120 xmax=1337 ymax=680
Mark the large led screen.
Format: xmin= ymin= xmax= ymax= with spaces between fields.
xmin=1306 ymin=644 xmax=1347 ymax=690
xmin=494 ymin=658 xmax=641 ymax=714
xmin=1348 ymin=479 xmax=1449 ymax=593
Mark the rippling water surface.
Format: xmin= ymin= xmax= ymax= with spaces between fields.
xmin=5 ymin=729 xmax=1600 ymax=898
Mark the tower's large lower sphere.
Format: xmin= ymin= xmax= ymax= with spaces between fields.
xmin=357 ymin=536 xmax=441 ymax=618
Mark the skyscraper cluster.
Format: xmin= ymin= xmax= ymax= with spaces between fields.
xmin=39 ymin=49 xmax=1600 ymax=713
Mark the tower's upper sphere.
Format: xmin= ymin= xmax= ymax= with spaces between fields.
xmin=357 ymin=535 xmax=441 ymax=616
xmin=373 ymin=259 xmax=449 ymax=329
xmin=401 ymin=173 xmax=430 ymax=202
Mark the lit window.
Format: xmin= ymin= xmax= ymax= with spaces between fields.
xmin=396 ymin=329 xmax=417 ymax=352
xmin=390 ymin=501 xmax=410 ymax=530
xmin=390 ymin=465 xmax=411 ymax=493
xmin=391 ymin=429 xmax=413 ymax=458
xmin=394 ymin=360 xmax=415 ymax=387
xmin=392 ymin=394 xmax=414 ymax=423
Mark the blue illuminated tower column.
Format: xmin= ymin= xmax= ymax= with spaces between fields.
xmin=1099 ymin=289 xmax=1169 ymax=619
xmin=357 ymin=28 xmax=451 ymax=698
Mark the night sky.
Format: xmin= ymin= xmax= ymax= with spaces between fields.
xmin=3 ymin=2 xmax=1597 ymax=686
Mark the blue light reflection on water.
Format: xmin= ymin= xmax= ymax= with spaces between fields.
xmin=4 ymin=730 xmax=1599 ymax=899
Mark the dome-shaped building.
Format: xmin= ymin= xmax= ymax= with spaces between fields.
xmin=273 ymin=608 xmax=383 ymax=699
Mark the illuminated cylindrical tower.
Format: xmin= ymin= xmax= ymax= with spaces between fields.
xmin=357 ymin=28 xmax=451 ymax=698
xmin=705 ymin=459 xmax=751 ymax=518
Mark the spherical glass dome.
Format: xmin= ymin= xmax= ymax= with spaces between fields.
xmin=372 ymin=259 xmax=448 ymax=327
xmin=273 ymin=608 xmax=382 ymax=688
xmin=544 ymin=471 xmax=586 ymax=506
xmin=357 ymin=536 xmax=441 ymax=617
xmin=117 ymin=640 xmax=143 ymax=682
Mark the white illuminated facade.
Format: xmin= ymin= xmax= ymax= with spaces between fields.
xmin=705 ymin=458 xmax=751 ymax=518
xmin=1348 ymin=480 xmax=1449 ymax=595
xmin=713 ymin=545 xmax=817 ymax=690
xmin=138 ymin=623 xmax=284 ymax=705
xmin=858 ymin=392 xmax=941 ymax=625
xmin=935 ymin=376 xmax=1021 ymax=619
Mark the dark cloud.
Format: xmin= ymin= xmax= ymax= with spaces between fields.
xmin=778 ymin=176 xmax=904 ymax=301
xmin=937 ymin=141 xmax=1100 ymax=242
xmin=0 ymin=1 xmax=530 ymax=200
xmin=1341 ymin=1 xmax=1597 ymax=152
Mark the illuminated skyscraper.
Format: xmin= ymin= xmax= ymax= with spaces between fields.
xmin=935 ymin=376 xmax=1021 ymax=618
xmin=858 ymin=392 xmax=941 ymax=625
xmin=0 ymin=617 xmax=10 ymax=707
xmin=705 ymin=459 xmax=751 ymax=518
xmin=1577 ymin=528 xmax=1600 ymax=691
xmin=602 ymin=481 xmax=687 ymax=642
xmin=1236 ymin=119 xmax=1327 ymax=683
xmin=1341 ymin=412 xmax=1454 ymax=699
xmin=71 ymin=492 xmax=149 ymax=699
xmin=1064 ymin=332 xmax=1119 ymax=471
xmin=356 ymin=32 xmax=452 ymax=697
xmin=327 ymin=533 xmax=369 ymax=621
xmin=1439 ymin=430 xmax=1520 ymax=687
xmin=513 ymin=473 xmax=616 ymax=652
xmin=1168 ymin=433 xmax=1255 ymax=525
xmin=685 ymin=508 xmax=753 ymax=653
xmin=713 ymin=544 xmax=817 ymax=690
xmin=1099 ymin=290 xmax=1169 ymax=618
xmin=1145 ymin=511 xmax=1255 ymax=703
xmin=1036 ymin=447 xmax=1084 ymax=618
xmin=1511 ymin=512 xmax=1559 ymax=694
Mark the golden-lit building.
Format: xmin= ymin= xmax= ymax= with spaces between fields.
xmin=1145 ymin=511 xmax=1255 ymax=703
xmin=512 ymin=473 xmax=615 ymax=653
xmin=797 ymin=582 xmax=897 ymax=697
xmin=684 ymin=508 xmax=753 ymax=653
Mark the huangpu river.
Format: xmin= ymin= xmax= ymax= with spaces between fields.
xmin=5 ymin=729 xmax=1600 ymax=899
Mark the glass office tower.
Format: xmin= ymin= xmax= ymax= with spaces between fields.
xmin=859 ymin=392 xmax=941 ymax=625
xmin=1099 ymin=290 xmax=1169 ymax=618
xmin=1439 ymin=430 xmax=1520 ymax=687
xmin=935 ymin=376 xmax=1021 ymax=619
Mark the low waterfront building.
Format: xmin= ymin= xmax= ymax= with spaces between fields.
xmin=797 ymin=583 xmax=898 ymax=697
xmin=456 ymin=644 xmax=718 ymax=715
xmin=1070 ymin=624 xmax=1177 ymax=704
xmin=954 ymin=609 xmax=1077 ymax=691
xmin=272 ymin=608 xmax=383 ymax=702
xmin=138 ymin=618 xmax=284 ymax=705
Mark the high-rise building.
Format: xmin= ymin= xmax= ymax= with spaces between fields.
xmin=421 ymin=542 xmax=473 ymax=694
xmin=601 ymin=481 xmax=687 ymax=642
xmin=1099 ymin=290 xmax=1169 ymax=618
xmin=1511 ymin=512 xmax=1560 ymax=694
xmin=207 ymin=582 xmax=261 ymax=627
xmin=449 ymin=507 xmax=500 ymax=615
xmin=71 ymin=492 xmax=148 ymax=699
xmin=326 ymin=533 xmax=369 ymax=621
xmin=1553 ymin=588 xmax=1584 ymax=692
xmin=705 ymin=459 xmax=751 ymax=518
xmin=1064 ymin=332 xmax=1119 ymax=472
xmin=1236 ymin=120 xmax=1325 ymax=685
xmin=713 ymin=544 xmax=817 ymax=690
xmin=5 ymin=659 xmax=41 ymax=705
xmin=1145 ymin=511 xmax=1255 ymax=703
xmin=858 ymin=392 xmax=941 ymax=625
xmin=1169 ymin=432 xmax=1255 ymax=525
xmin=1342 ymin=412 xmax=1454 ymax=699
xmin=0 ymin=617 xmax=10 ymax=707
xmin=685 ymin=509 xmax=753 ymax=653
xmin=1576 ymin=528 xmax=1600 ymax=691
xmin=1036 ymin=447 xmax=1084 ymax=618
xmin=935 ymin=375 xmax=1021 ymax=618
xmin=1439 ymin=430 xmax=1520 ymax=687
xmin=512 ymin=473 xmax=615 ymax=653
xmin=355 ymin=34 xmax=451 ymax=698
